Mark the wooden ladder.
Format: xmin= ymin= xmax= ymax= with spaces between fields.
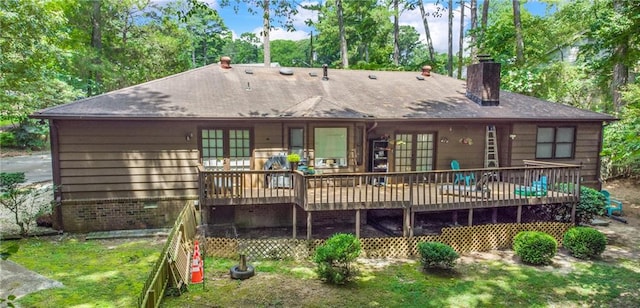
xmin=485 ymin=125 xmax=499 ymax=168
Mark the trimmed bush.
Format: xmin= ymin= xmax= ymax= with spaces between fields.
xmin=513 ymin=231 xmax=557 ymax=265
xmin=417 ymin=242 xmax=459 ymax=269
xmin=563 ymin=227 xmax=607 ymax=259
xmin=313 ymin=233 xmax=361 ymax=284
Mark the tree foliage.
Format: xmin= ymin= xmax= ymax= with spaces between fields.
xmin=0 ymin=0 xmax=82 ymax=123
xmin=1 ymin=0 xmax=638 ymax=177
xmin=0 ymin=172 xmax=53 ymax=237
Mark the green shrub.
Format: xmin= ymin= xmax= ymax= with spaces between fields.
xmin=552 ymin=185 xmax=607 ymax=224
xmin=563 ymin=227 xmax=607 ymax=259
xmin=417 ymin=242 xmax=459 ymax=269
xmin=576 ymin=186 xmax=607 ymax=223
xmin=0 ymin=131 xmax=17 ymax=147
xmin=313 ymin=233 xmax=361 ymax=284
xmin=12 ymin=121 xmax=49 ymax=150
xmin=513 ymin=231 xmax=557 ymax=265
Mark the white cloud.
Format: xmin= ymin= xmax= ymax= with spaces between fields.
xmin=292 ymin=1 xmax=319 ymax=28
xmin=400 ymin=3 xmax=470 ymax=54
xmin=251 ymin=27 xmax=310 ymax=42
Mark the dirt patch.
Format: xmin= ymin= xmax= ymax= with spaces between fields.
xmin=598 ymin=178 xmax=640 ymax=260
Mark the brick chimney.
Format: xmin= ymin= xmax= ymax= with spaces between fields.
xmin=466 ymin=56 xmax=500 ymax=106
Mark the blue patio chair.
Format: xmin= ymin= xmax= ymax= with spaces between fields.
xmin=514 ymin=175 xmax=548 ymax=197
xmin=451 ymin=160 xmax=475 ymax=186
xmin=601 ymin=190 xmax=623 ymax=216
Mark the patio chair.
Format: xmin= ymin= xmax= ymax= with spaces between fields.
xmin=601 ymin=190 xmax=623 ymax=216
xmin=451 ymin=160 xmax=475 ymax=185
xmin=514 ymin=175 xmax=548 ymax=197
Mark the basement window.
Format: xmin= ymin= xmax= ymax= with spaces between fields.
xmin=536 ymin=127 xmax=575 ymax=159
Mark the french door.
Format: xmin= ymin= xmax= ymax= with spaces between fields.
xmin=201 ymin=128 xmax=251 ymax=170
xmin=394 ymin=133 xmax=435 ymax=172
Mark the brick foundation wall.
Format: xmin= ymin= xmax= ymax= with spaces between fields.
xmin=59 ymin=197 xmax=193 ymax=232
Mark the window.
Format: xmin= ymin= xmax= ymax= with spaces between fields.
xmin=201 ymin=128 xmax=251 ymax=170
xmin=289 ymin=128 xmax=304 ymax=157
xmin=536 ymin=127 xmax=575 ymax=159
xmin=314 ymin=127 xmax=347 ymax=167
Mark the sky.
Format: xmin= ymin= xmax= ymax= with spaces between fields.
xmin=197 ymin=1 xmax=553 ymax=54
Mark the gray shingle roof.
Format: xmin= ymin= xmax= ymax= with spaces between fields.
xmin=32 ymin=64 xmax=615 ymax=122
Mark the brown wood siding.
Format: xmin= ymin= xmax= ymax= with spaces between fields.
xmin=368 ymin=123 xmax=486 ymax=171
xmin=56 ymin=120 xmax=200 ymax=200
xmin=510 ymin=122 xmax=604 ymax=186
xmin=253 ymin=122 xmax=285 ymax=171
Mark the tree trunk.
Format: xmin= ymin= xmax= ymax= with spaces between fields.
xmin=611 ymin=0 xmax=628 ymax=113
xmin=203 ymin=42 xmax=207 ymax=66
xmin=337 ymin=0 xmax=348 ymax=68
xmin=393 ymin=0 xmax=400 ymax=66
xmin=470 ymin=0 xmax=477 ymax=62
xmin=480 ymin=0 xmax=489 ymax=54
xmin=481 ymin=0 xmax=489 ymax=29
xmin=447 ymin=0 xmax=453 ymax=76
xmin=512 ymin=0 xmax=524 ymax=65
xmin=458 ymin=1 xmax=465 ymax=79
xmin=419 ymin=0 xmax=436 ymax=63
xmin=90 ymin=0 xmax=102 ymax=96
xmin=263 ymin=1 xmax=271 ymax=67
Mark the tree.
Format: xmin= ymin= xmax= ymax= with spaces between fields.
xmin=447 ymin=0 xmax=453 ymax=76
xmin=417 ymin=0 xmax=437 ymax=64
xmin=266 ymin=40 xmax=309 ymax=67
xmin=0 ymin=0 xmax=81 ymax=123
xmin=310 ymin=0 xmax=391 ymax=68
xmin=397 ymin=26 xmax=422 ymax=67
xmin=183 ymin=3 xmax=229 ymax=67
xmin=222 ymin=33 xmax=260 ymax=64
xmin=221 ymin=0 xmax=299 ymax=67
xmin=392 ymin=0 xmax=400 ymax=66
xmin=512 ymin=0 xmax=524 ymax=65
xmin=457 ymin=1 xmax=465 ymax=78
xmin=0 ymin=173 xmax=52 ymax=237
xmin=469 ymin=0 xmax=478 ymax=61
xmin=337 ymin=0 xmax=348 ymax=68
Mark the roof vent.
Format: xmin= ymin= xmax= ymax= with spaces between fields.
xmin=279 ymin=68 xmax=294 ymax=75
xmin=220 ymin=56 xmax=232 ymax=69
xmin=309 ymin=72 xmax=318 ymax=77
xmin=368 ymin=75 xmax=377 ymax=80
xmin=322 ymin=64 xmax=329 ymax=81
xmin=245 ymin=69 xmax=253 ymax=74
xmin=421 ymin=65 xmax=432 ymax=77
xmin=416 ymin=76 xmax=425 ymax=80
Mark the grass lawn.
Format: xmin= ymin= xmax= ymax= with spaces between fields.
xmin=7 ymin=237 xmax=164 ymax=307
xmin=4 ymin=237 xmax=639 ymax=307
xmin=161 ymin=256 xmax=640 ymax=307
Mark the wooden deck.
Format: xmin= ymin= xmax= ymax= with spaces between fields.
xmin=199 ymin=161 xmax=581 ymax=213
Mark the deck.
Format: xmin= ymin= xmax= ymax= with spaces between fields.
xmin=198 ymin=160 xmax=581 ymax=213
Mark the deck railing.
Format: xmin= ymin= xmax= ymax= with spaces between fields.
xmin=198 ymin=161 xmax=581 ymax=212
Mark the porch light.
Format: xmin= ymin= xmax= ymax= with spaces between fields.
xmin=185 ymin=132 xmax=193 ymax=141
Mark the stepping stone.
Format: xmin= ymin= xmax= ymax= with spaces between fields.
xmin=590 ymin=219 xmax=610 ymax=226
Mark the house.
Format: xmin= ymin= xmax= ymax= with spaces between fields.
xmin=31 ymin=57 xmax=616 ymax=234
